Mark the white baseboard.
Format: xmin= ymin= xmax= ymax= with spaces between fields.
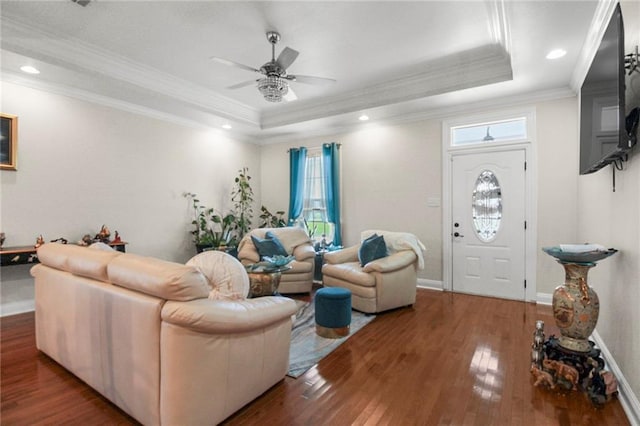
xmin=536 ymin=292 xmax=552 ymax=305
xmin=417 ymin=278 xmax=443 ymax=291
xmin=0 ymin=300 xmax=35 ymax=317
xmin=592 ymin=330 xmax=640 ymax=426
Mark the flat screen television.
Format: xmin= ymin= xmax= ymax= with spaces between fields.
xmin=579 ymin=3 xmax=639 ymax=175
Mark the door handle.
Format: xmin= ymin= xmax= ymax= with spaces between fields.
xmin=454 ymin=232 xmax=464 ymax=237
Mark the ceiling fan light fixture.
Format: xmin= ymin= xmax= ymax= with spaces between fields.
xmin=257 ymin=76 xmax=288 ymax=102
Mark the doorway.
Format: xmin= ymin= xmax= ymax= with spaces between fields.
xmin=450 ymin=149 xmax=526 ymax=300
xmin=442 ymin=108 xmax=537 ymax=302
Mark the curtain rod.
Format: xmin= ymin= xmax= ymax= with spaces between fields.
xmin=287 ymin=143 xmax=341 ymax=153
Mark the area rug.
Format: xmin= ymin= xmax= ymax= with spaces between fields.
xmin=287 ymin=300 xmax=376 ymax=378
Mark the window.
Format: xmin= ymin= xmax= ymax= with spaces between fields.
xmin=451 ymin=117 xmax=527 ymax=146
xmin=298 ymin=151 xmax=334 ymax=245
xmin=472 ymin=170 xmax=502 ymax=242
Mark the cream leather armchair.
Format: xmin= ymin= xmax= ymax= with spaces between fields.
xmin=321 ymin=230 xmax=425 ymax=313
xmin=237 ymin=227 xmax=315 ymax=294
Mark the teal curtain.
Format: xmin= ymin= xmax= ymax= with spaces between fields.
xmin=322 ymin=143 xmax=342 ymax=246
xmin=288 ymin=147 xmax=307 ymax=225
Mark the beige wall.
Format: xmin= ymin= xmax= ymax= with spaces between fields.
xmin=574 ymin=0 xmax=640 ymax=406
xmin=578 ymin=152 xmax=640 ymax=406
xmin=261 ymin=97 xmax=581 ymax=289
xmin=260 ymin=120 xmax=443 ymax=282
xmin=0 ymin=82 xmax=260 ymax=314
xmin=535 ymin=97 xmax=580 ymax=294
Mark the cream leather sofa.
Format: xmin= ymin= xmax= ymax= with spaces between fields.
xmin=237 ymin=227 xmax=315 ymax=294
xmin=31 ymin=243 xmax=298 ymax=426
xmin=322 ymin=230 xmax=426 ymax=314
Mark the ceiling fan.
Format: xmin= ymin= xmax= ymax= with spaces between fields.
xmin=211 ymin=31 xmax=336 ymax=103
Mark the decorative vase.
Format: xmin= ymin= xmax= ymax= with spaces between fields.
xmin=543 ymin=246 xmax=617 ymax=353
xmin=552 ymin=263 xmax=599 ymax=352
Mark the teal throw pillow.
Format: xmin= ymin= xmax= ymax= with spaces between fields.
xmin=251 ymin=232 xmax=288 ymax=258
xmin=358 ymin=233 xmax=388 ymax=266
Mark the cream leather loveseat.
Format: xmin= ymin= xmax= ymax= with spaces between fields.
xmin=31 ymin=243 xmax=297 ymax=425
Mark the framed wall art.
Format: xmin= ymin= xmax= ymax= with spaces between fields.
xmin=0 ymin=113 xmax=18 ymax=171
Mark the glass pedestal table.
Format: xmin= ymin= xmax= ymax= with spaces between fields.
xmin=246 ymin=265 xmax=292 ymax=298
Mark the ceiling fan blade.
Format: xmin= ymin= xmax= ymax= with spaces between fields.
xmin=276 ymin=47 xmax=299 ymax=70
xmin=286 ymin=74 xmax=336 ymax=86
xmin=211 ymin=56 xmax=261 ymax=74
xmin=284 ymin=86 xmax=298 ymax=102
xmin=226 ymin=80 xmax=257 ymax=90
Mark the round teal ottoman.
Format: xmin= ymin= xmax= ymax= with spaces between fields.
xmin=315 ymin=287 xmax=352 ymax=338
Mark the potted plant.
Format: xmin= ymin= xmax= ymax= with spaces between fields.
xmin=259 ymin=205 xmax=287 ymax=228
xmin=211 ymin=211 xmax=237 ymax=250
xmin=184 ymin=192 xmax=237 ymax=253
xmin=185 ymin=192 xmax=212 ymax=252
xmin=184 ymin=167 xmax=255 ymax=254
xmin=230 ymin=167 xmax=254 ymax=240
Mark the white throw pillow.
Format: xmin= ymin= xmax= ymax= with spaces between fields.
xmin=186 ymin=251 xmax=250 ymax=300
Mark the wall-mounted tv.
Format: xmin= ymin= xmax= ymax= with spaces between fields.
xmin=579 ymin=3 xmax=639 ymax=175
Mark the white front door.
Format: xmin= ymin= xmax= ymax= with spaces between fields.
xmin=451 ymin=149 xmax=526 ymax=300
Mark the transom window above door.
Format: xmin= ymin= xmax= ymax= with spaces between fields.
xmin=451 ymin=117 xmax=527 ymax=147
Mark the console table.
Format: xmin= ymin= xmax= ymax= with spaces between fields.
xmin=0 ymin=242 xmax=127 ymax=267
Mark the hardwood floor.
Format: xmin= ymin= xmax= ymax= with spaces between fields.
xmin=1 ymin=290 xmax=630 ymax=425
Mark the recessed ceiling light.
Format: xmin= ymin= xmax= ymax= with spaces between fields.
xmin=546 ymin=49 xmax=567 ymax=60
xmin=20 ymin=65 xmax=40 ymax=74
xmin=222 ymin=124 xmax=232 ymax=130
xmin=359 ymin=114 xmax=369 ymax=121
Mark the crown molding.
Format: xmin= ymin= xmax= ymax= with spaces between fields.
xmin=486 ymin=0 xmax=511 ymax=54
xmin=1 ymin=0 xmax=541 ymax=144
xmin=261 ymin=44 xmax=512 ymax=129
xmin=1 ymin=15 xmax=261 ymax=127
xmin=261 ymin=0 xmax=513 ymax=130
xmin=258 ymin=86 xmax=575 ymax=145
xmin=385 ymin=87 xmax=575 ymax=126
xmin=2 ymin=71 xmax=260 ymax=145
xmin=570 ymin=0 xmax=618 ymax=92
xmin=4 ymin=53 xmax=573 ymax=148
xmin=1 ymin=4 xmax=516 ymax=134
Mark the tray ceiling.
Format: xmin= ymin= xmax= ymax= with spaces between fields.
xmin=0 ymin=1 xmax=601 ymax=143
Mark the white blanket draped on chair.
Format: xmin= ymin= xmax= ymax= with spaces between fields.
xmin=361 ymin=229 xmax=426 ymax=270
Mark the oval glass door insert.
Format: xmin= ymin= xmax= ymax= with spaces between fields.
xmin=472 ymin=170 xmax=502 ymax=242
